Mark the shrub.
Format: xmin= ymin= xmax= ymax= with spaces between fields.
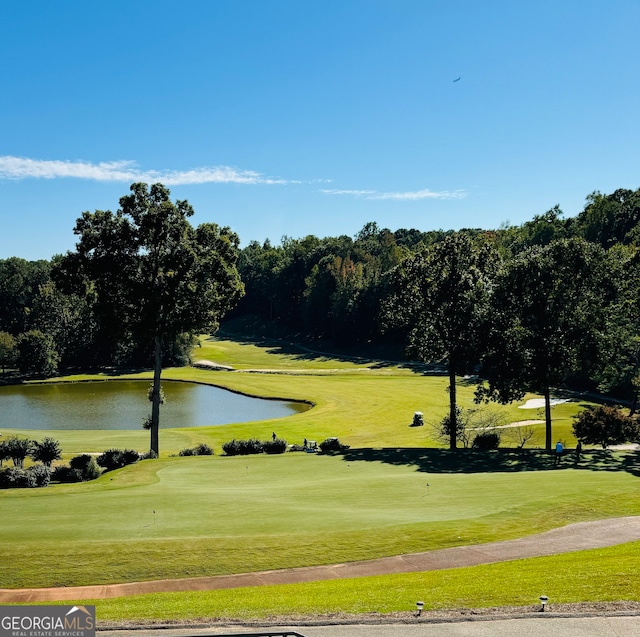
xmin=51 ymin=465 xmax=82 ymax=483
xmin=28 ymin=463 xmax=51 ymax=487
xmin=471 ymin=431 xmax=501 ymax=450
xmin=572 ymin=405 xmax=638 ymax=449
xmin=262 ymin=438 xmax=288 ymax=454
xmin=318 ymin=437 xmax=350 ymax=453
xmin=222 ymin=438 xmax=264 ymax=456
xmin=179 ymin=443 xmax=214 ymax=456
xmin=1 ymin=467 xmax=29 ymax=488
xmin=69 ymin=453 xmax=100 ymax=482
xmin=69 ymin=454 xmax=101 ymax=481
xmin=433 ymin=406 xmax=471 ymax=448
xmin=122 ymin=448 xmax=140 ymax=464
xmin=0 ymin=467 xmax=35 ymax=488
xmin=242 ymin=438 xmax=264 ymax=454
xmin=96 ymin=448 xmax=140 ymax=471
xmin=222 ymin=439 xmax=241 ymax=456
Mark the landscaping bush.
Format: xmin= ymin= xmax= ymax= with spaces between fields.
xmin=262 ymin=438 xmax=288 ymax=454
xmin=51 ymin=465 xmax=82 ymax=483
xmin=318 ymin=437 xmax=350 ymax=453
xmin=96 ymin=448 xmax=140 ymax=471
xmin=222 ymin=438 xmax=264 ymax=456
xmin=472 ymin=431 xmax=501 ymax=450
xmin=0 ymin=467 xmax=35 ymax=488
xmin=178 ymin=444 xmax=213 ymax=456
xmin=221 ymin=439 xmax=241 ymax=456
xmin=69 ymin=454 xmax=101 ymax=481
xmin=28 ymin=463 xmax=51 ymax=487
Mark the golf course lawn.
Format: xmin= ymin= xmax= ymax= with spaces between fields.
xmin=2 ymin=334 xmax=639 ymax=618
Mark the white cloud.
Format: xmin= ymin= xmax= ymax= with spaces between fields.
xmin=320 ymin=187 xmax=466 ymax=200
xmin=368 ymin=188 xmax=466 ymax=200
xmin=320 ymin=189 xmax=378 ymax=196
xmin=0 ymin=156 xmax=290 ymax=185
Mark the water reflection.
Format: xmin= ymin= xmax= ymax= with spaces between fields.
xmin=0 ymin=380 xmax=307 ymax=430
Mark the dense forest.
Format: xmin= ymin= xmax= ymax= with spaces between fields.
xmin=1 ymin=186 xmax=639 ymax=418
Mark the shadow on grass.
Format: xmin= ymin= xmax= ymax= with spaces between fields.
xmin=211 ymin=331 xmax=417 ymax=370
xmin=340 ymin=447 xmax=640 ymax=477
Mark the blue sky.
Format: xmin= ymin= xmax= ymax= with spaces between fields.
xmin=1 ymin=0 xmax=639 ymax=260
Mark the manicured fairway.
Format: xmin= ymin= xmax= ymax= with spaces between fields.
xmin=2 ymin=334 xmax=638 ymax=620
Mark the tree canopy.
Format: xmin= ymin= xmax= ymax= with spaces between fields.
xmin=57 ymin=183 xmax=244 ymax=455
xmin=383 ymin=232 xmax=498 ymax=449
xmin=477 ymin=238 xmax=614 ymax=449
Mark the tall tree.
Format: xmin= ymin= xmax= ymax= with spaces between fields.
xmin=594 ymin=244 xmax=640 ymax=413
xmin=57 ymin=183 xmax=244 ymax=455
xmin=383 ymin=232 xmax=497 ymax=449
xmin=0 ymin=258 xmax=51 ymax=335
xmin=16 ymin=330 xmax=60 ymax=377
xmin=477 ymin=238 xmax=614 ymax=449
xmin=0 ymin=331 xmax=17 ymax=374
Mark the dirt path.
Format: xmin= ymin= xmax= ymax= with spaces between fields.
xmin=3 ymin=517 xmax=640 ymax=603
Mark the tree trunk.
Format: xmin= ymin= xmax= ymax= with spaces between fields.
xmin=630 ymin=374 xmax=639 ymax=416
xmin=449 ymin=364 xmax=457 ymax=450
xmin=150 ymin=334 xmax=163 ymax=456
xmin=544 ymin=385 xmax=552 ymax=451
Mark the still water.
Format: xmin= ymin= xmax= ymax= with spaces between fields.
xmin=0 ymin=380 xmax=307 ymax=430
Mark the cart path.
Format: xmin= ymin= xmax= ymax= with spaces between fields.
xmin=3 ymin=516 xmax=640 ymax=603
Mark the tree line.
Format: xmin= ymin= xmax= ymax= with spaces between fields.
xmin=1 ymin=185 xmax=639 ymax=452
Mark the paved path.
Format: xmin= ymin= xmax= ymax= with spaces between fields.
xmin=3 ymin=517 xmax=640 ymax=603
xmin=97 ymin=616 xmax=640 ymax=637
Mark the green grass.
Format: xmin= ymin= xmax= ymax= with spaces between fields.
xmin=2 ymin=333 xmax=638 ymax=620
xmin=63 ymin=541 xmax=640 ymax=620
xmin=2 ymin=451 xmax=639 ymax=589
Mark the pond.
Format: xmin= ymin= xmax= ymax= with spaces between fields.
xmin=0 ymin=380 xmax=308 ymax=431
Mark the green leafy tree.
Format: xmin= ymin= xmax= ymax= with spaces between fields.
xmin=571 ymin=188 xmax=640 ymax=248
xmin=0 ymin=331 xmax=17 ymax=373
xmin=383 ymin=232 xmax=498 ymax=449
xmin=572 ymin=405 xmax=638 ymax=449
xmin=477 ymin=238 xmax=614 ymax=449
xmin=594 ymin=245 xmax=640 ymax=414
xmin=0 ymin=440 xmax=10 ymax=467
xmin=0 ymin=258 xmax=51 ymax=335
xmin=16 ymin=330 xmax=60 ymax=377
xmin=499 ymin=206 xmax=572 ymax=255
xmin=5 ymin=437 xmax=33 ymax=468
xmin=57 ymin=183 xmax=244 ymax=455
xmin=30 ymin=437 xmax=62 ymax=467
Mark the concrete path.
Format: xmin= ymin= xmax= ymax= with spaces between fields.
xmin=97 ymin=615 xmax=640 ymax=637
xmin=3 ymin=516 xmax=640 ymax=602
